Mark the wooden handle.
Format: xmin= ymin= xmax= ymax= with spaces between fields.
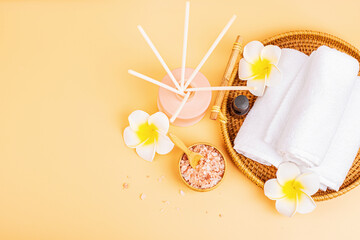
xmin=210 ymin=35 xmax=243 ymax=120
xmin=168 ymin=133 xmax=190 ymax=155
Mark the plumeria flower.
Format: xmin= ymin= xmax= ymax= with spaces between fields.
xmin=123 ymin=110 xmax=174 ymax=162
xmin=264 ymin=162 xmax=320 ymax=217
xmin=239 ymin=41 xmax=282 ymax=96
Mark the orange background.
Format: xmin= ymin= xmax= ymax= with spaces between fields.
xmin=1 ymin=0 xmax=360 ymax=239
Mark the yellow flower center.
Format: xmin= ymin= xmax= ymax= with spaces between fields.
xmin=282 ymin=180 xmax=304 ymax=200
xmin=251 ymin=58 xmax=272 ymax=80
xmin=136 ymin=123 xmax=159 ymax=145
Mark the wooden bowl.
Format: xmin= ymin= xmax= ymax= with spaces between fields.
xmin=178 ymin=142 xmax=227 ymax=192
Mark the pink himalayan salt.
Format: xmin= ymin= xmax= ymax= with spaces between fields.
xmin=180 ymin=144 xmax=225 ymax=189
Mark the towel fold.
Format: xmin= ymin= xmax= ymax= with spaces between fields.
xmin=305 ymin=79 xmax=360 ymax=191
xmin=264 ymin=55 xmax=314 ymax=146
xmin=273 ymin=46 xmax=359 ymax=167
xmin=233 ymin=49 xmax=308 ymax=167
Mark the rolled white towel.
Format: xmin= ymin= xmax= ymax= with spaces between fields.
xmin=234 ymin=48 xmax=308 ymax=167
xmin=275 ymin=46 xmax=359 ymax=167
xmin=264 ymin=54 xmax=314 ymax=145
xmin=306 ymin=78 xmax=360 ymax=191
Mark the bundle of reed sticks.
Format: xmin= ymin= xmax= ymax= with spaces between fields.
xmin=128 ymin=1 xmax=250 ymax=122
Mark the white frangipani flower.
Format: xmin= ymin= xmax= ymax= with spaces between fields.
xmin=123 ymin=110 xmax=174 ymax=162
xmin=239 ymin=40 xmax=282 ymax=96
xmin=264 ymin=162 xmax=320 ymax=217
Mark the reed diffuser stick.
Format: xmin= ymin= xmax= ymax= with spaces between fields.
xmin=210 ymin=35 xmax=243 ymax=120
xmin=137 ymin=25 xmax=182 ymax=92
xmin=183 ymin=15 xmax=237 ymax=89
xmin=170 ymin=92 xmax=191 ymax=123
xmin=187 ymin=86 xmax=254 ymax=92
xmin=128 ymin=70 xmax=185 ymax=96
xmin=180 ymin=1 xmax=190 ymax=90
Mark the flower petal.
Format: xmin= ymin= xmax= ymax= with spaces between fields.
xmin=276 ymin=162 xmax=301 ymax=186
xmin=243 ymin=41 xmax=264 ymax=64
xmin=261 ymin=45 xmax=281 ymax=65
xmin=156 ymin=134 xmax=174 ymax=155
xmin=275 ymin=196 xmax=298 ymax=217
xmin=239 ymin=58 xmax=255 ymax=80
xmin=265 ymin=65 xmax=282 ymax=87
xmin=264 ymin=179 xmax=286 ymax=200
xmin=136 ymin=140 xmax=157 ymax=162
xmin=148 ymin=112 xmax=169 ymax=134
xmin=123 ymin=126 xmax=144 ymax=148
xmin=297 ymin=192 xmax=316 ymax=214
xmin=296 ymin=172 xmax=320 ymax=196
xmin=247 ymin=79 xmax=266 ymax=96
xmin=129 ymin=110 xmax=149 ymax=131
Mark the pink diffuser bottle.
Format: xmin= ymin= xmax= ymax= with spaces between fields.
xmin=157 ymin=68 xmax=212 ymax=127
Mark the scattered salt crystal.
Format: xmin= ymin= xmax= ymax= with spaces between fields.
xmin=160 ymin=208 xmax=165 ymax=213
xmin=179 ymin=190 xmax=185 ymax=196
xmin=157 ymin=175 xmax=165 ymax=182
xmin=122 ymin=183 xmax=129 ymax=189
xmin=140 ymin=193 xmax=147 ymax=200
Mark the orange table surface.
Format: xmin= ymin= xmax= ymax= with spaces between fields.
xmin=1 ymin=0 xmax=360 ymax=239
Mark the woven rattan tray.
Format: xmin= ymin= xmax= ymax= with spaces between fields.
xmin=220 ymin=30 xmax=360 ymax=201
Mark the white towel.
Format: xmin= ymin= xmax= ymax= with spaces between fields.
xmin=233 ymin=49 xmax=308 ymax=167
xmin=273 ymin=46 xmax=359 ymax=167
xmin=264 ymin=54 xmax=314 ymax=145
xmin=305 ymin=78 xmax=360 ymax=191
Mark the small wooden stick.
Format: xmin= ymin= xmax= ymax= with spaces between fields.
xmin=183 ymin=15 xmax=237 ymax=90
xmin=210 ymin=35 xmax=244 ymax=120
xmin=128 ymin=70 xmax=185 ymax=96
xmin=180 ymin=1 xmax=190 ymax=90
xmin=137 ymin=25 xmax=182 ymax=92
xmin=186 ymin=86 xmax=254 ymax=92
xmin=170 ymin=92 xmax=191 ymax=123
